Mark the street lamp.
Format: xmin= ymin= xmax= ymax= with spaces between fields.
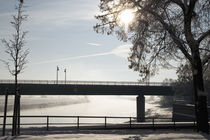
xmin=56 ymin=66 xmax=59 ymax=84
xmin=64 ymin=68 xmax=66 ymax=84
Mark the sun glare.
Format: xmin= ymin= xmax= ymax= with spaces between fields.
xmin=118 ymin=9 xmax=134 ymax=26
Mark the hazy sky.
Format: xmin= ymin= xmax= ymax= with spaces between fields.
xmin=0 ymin=0 xmax=177 ymax=82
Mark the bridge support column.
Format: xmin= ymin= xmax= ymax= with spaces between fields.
xmin=137 ymin=95 xmax=145 ymax=122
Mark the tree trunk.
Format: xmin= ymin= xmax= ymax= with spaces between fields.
xmin=2 ymin=90 xmax=8 ymax=136
xmin=17 ymin=94 xmax=20 ymax=135
xmin=12 ymin=74 xmax=18 ymax=136
xmin=192 ymin=50 xmax=209 ymax=133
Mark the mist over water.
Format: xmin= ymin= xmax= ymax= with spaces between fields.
xmin=0 ymin=96 xmax=171 ymax=117
xmin=0 ymin=96 xmax=171 ymax=125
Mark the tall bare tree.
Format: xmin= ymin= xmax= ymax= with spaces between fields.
xmin=1 ymin=0 xmax=28 ymax=136
xmin=94 ymin=0 xmax=210 ymax=133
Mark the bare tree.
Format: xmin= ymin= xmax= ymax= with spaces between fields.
xmin=1 ymin=0 xmax=28 ymax=136
xmin=94 ymin=0 xmax=210 ymax=133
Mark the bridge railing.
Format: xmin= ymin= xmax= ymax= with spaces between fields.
xmin=0 ymin=79 xmax=172 ymax=86
xmin=0 ymin=115 xmax=197 ymax=132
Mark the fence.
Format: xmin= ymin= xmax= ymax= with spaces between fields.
xmin=0 ymin=115 xmax=197 ymax=131
xmin=0 ymin=79 xmax=171 ymax=86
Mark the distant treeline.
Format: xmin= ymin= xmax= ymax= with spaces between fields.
xmin=159 ymin=80 xmax=210 ymax=107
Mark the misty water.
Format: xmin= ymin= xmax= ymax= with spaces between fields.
xmin=0 ymin=96 xmax=171 ymax=126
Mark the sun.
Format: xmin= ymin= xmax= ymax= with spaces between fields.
xmin=118 ymin=9 xmax=134 ymax=26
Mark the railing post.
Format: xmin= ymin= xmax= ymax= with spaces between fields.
xmin=173 ymin=120 xmax=176 ymax=131
xmin=77 ymin=116 xmax=79 ymax=129
xmin=105 ymin=117 xmax=107 ymax=129
xmin=47 ymin=116 xmax=49 ymax=131
xmin=129 ymin=117 xmax=132 ymax=128
xmin=152 ymin=118 xmax=155 ymax=130
xmin=193 ymin=120 xmax=196 ymax=131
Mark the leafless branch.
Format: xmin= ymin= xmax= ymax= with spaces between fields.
xmin=202 ymin=54 xmax=210 ymax=66
xmin=197 ymin=30 xmax=210 ymax=44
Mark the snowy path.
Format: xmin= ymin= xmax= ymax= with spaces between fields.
xmin=0 ymin=129 xmax=209 ymax=140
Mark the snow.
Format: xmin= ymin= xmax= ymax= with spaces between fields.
xmin=0 ymin=96 xmax=208 ymax=139
xmin=1 ymin=129 xmax=209 ymax=140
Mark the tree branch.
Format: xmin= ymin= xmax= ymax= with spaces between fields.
xmin=171 ymin=0 xmax=185 ymax=12
xmin=197 ymin=30 xmax=210 ymax=44
xmin=145 ymin=9 xmax=193 ymax=63
xmin=202 ymin=54 xmax=210 ymax=66
xmin=189 ymin=0 xmax=197 ymax=15
xmin=199 ymin=48 xmax=210 ymax=53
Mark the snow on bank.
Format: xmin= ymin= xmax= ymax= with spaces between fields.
xmin=0 ymin=129 xmax=209 ymax=140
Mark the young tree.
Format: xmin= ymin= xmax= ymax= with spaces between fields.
xmin=1 ymin=0 xmax=28 ymax=135
xmin=94 ymin=0 xmax=210 ymax=133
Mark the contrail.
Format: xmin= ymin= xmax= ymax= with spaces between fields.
xmin=32 ymin=52 xmax=113 ymax=65
xmin=32 ymin=44 xmax=132 ymax=65
xmin=87 ymin=42 xmax=101 ymax=46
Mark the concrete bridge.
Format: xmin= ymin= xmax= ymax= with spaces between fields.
xmin=0 ymin=80 xmax=174 ymax=121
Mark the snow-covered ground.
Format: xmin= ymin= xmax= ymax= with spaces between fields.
xmin=0 ymin=96 xmax=208 ymax=139
xmin=0 ymin=129 xmax=209 ymax=140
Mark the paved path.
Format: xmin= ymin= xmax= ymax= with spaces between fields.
xmin=0 ymin=129 xmax=209 ymax=140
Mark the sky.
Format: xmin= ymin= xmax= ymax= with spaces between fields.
xmin=0 ymin=0 xmax=177 ymax=82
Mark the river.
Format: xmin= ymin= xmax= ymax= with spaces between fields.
xmin=0 ymin=96 xmax=171 ymax=125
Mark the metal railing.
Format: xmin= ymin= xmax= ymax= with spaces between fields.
xmin=0 ymin=79 xmax=172 ymax=86
xmin=0 ymin=115 xmax=197 ymax=131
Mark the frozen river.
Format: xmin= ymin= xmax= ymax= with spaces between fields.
xmin=0 ymin=96 xmax=171 ymax=125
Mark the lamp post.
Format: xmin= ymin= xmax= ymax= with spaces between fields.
xmin=64 ymin=68 xmax=66 ymax=84
xmin=56 ymin=66 xmax=59 ymax=84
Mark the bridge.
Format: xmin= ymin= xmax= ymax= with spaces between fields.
xmin=0 ymin=80 xmax=174 ymax=121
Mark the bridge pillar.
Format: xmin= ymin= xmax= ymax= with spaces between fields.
xmin=137 ymin=95 xmax=145 ymax=122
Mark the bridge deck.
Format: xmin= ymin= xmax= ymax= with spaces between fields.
xmin=0 ymin=80 xmax=170 ymax=86
xmin=0 ymin=80 xmax=174 ymax=96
